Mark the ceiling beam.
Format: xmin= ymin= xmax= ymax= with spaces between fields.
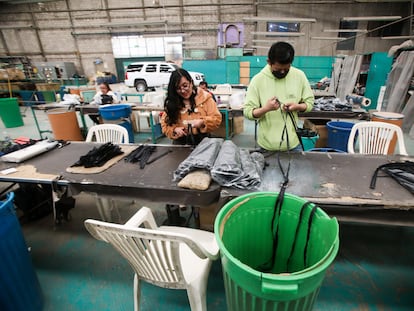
xmin=251 ymin=31 xmax=305 ymax=37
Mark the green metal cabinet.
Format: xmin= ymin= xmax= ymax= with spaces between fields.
xmin=363 ymin=52 xmax=392 ymax=110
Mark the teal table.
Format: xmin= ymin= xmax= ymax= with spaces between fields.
xmin=218 ymin=108 xmax=243 ymax=140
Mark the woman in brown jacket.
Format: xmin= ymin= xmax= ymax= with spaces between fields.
xmin=161 ymin=68 xmax=222 ymax=145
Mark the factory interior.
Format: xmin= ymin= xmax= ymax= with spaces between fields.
xmin=0 ymin=1 xmax=414 ymax=311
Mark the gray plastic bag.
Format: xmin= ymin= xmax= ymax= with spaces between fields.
xmin=211 ymin=141 xmax=265 ymax=189
xmin=173 ymin=137 xmax=223 ymax=181
xmin=210 ymin=141 xmax=243 ymax=187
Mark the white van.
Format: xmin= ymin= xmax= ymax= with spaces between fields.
xmin=124 ymin=62 xmax=205 ymax=92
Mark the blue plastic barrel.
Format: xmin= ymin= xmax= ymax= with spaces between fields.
xmin=118 ymin=120 xmax=135 ymax=143
xmin=326 ymin=121 xmax=354 ymax=152
xmin=0 ymin=193 xmax=43 ymax=311
xmin=99 ymin=104 xmax=132 ymax=120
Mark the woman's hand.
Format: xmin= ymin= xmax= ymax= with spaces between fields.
xmin=188 ymin=119 xmax=205 ymax=129
xmin=173 ymin=126 xmax=187 ymax=138
xmin=282 ymin=102 xmax=307 ymax=112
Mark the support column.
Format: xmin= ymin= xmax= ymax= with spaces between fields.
xmin=29 ymin=6 xmax=46 ymax=61
xmin=65 ymin=0 xmax=85 ymax=74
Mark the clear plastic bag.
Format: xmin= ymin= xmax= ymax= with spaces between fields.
xmin=210 ymin=141 xmax=243 ymax=187
xmin=211 ymin=141 xmax=265 ymax=189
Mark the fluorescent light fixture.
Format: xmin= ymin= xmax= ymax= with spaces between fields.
xmin=182 ymin=42 xmax=200 ymax=46
xmin=342 ymin=16 xmax=401 ymax=21
xmin=244 ymin=17 xmax=316 ymax=23
xmin=252 ymin=31 xmax=304 ymax=37
xmin=143 ymin=33 xmax=189 ymax=38
xmin=355 ymin=0 xmax=407 ymax=2
xmin=381 ymin=35 xmax=414 ymax=40
xmin=311 ymin=37 xmax=348 ymax=41
xmin=72 ymin=31 xmax=111 ymax=36
xmin=104 ymin=20 xmax=167 ymax=28
xmin=252 ymin=39 xmax=275 ymax=43
xmin=323 ymin=29 xmax=367 ymax=33
xmin=2 ymin=0 xmax=58 ymax=3
xmin=183 ymin=46 xmax=214 ymax=49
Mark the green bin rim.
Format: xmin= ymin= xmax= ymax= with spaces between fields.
xmin=214 ymin=191 xmax=339 ymax=281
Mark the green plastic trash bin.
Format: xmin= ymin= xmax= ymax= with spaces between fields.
xmin=215 ymin=192 xmax=339 ymax=311
xmin=0 ymin=98 xmax=24 ymax=128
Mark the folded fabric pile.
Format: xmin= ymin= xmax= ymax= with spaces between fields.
xmin=174 ymin=138 xmax=265 ymax=190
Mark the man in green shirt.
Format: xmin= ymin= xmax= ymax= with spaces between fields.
xmin=244 ymin=42 xmax=314 ymax=151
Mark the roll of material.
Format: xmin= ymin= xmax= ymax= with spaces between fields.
xmin=346 ymin=94 xmax=371 ymax=107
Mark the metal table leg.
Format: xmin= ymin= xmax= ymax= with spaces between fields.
xmin=31 ymin=106 xmax=52 ymax=139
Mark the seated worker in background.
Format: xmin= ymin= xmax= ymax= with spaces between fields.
xmin=199 ymin=81 xmax=217 ymax=102
xmin=89 ymin=82 xmax=120 ymax=124
xmin=161 ymin=69 xmax=222 ymax=145
xmin=244 ymin=41 xmax=314 ymax=152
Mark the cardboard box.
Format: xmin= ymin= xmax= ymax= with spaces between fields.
xmin=239 ymin=77 xmax=250 ymax=85
xmin=233 ymin=116 xmax=244 ymax=134
xmin=239 ymin=67 xmax=250 ymax=78
xmin=239 ymin=61 xmax=250 ymax=68
xmin=211 ymin=117 xmax=233 ymax=138
xmin=303 ymin=119 xmax=329 ymax=148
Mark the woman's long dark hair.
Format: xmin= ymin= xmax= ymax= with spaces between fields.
xmin=164 ymin=68 xmax=197 ymax=125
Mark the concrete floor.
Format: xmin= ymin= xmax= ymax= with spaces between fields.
xmin=1 ymin=104 xmax=414 ymax=310
xmin=20 ymin=194 xmax=414 ymax=311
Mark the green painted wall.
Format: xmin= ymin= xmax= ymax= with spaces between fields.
xmin=118 ymin=56 xmax=334 ymax=85
xmin=184 ymin=56 xmax=334 ymax=85
xmin=182 ymin=60 xmax=227 ymax=84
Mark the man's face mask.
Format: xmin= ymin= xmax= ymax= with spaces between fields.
xmin=272 ymin=69 xmax=289 ymax=79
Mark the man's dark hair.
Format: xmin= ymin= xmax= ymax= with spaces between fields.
xmin=199 ymin=81 xmax=208 ymax=88
xmin=268 ymin=42 xmax=295 ymax=65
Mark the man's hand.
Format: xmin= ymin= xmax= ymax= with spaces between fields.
xmin=252 ymin=96 xmax=280 ymax=118
xmin=264 ymin=96 xmax=280 ymax=112
xmin=282 ymin=102 xmax=307 ymax=112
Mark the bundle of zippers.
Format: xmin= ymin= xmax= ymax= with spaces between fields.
xmin=71 ymin=142 xmax=124 ymax=168
xmin=370 ymin=161 xmax=414 ymax=194
xmin=124 ymin=145 xmax=156 ymax=169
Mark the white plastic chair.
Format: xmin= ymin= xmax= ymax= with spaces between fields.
xmin=84 ymin=207 xmax=219 ymax=311
xmin=347 ymin=121 xmax=408 ymax=155
xmin=86 ymin=124 xmax=129 ymax=144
